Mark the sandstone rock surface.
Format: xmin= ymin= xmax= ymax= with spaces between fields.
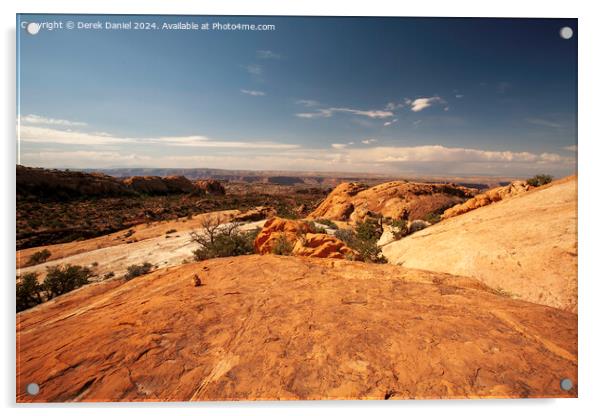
xmin=16 ymin=255 xmax=577 ymax=402
xmin=442 ymin=181 xmax=531 ymax=219
xmin=309 ymin=181 xmax=477 ymax=224
xmin=254 ymin=218 xmax=355 ymax=259
xmin=382 ymin=176 xmax=577 ymax=312
xmin=195 ymin=179 xmax=226 ymax=195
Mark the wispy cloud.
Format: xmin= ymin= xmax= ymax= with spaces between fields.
xmin=296 ymin=107 xmax=394 ymax=119
xmin=385 ymin=102 xmax=404 ymax=111
xmin=18 ymin=124 xmax=298 ymax=150
xmin=331 ymin=143 xmax=349 ymax=149
xmin=383 ymin=119 xmax=398 ymax=127
xmin=240 ymin=89 xmax=266 ymax=96
xmin=525 ymin=118 xmax=562 ymax=128
xmin=19 ymin=114 xmax=87 ymax=127
xmin=409 ymin=96 xmax=446 ymax=112
xmin=295 ymin=99 xmax=320 ymax=107
xmin=563 ymin=145 xmax=577 ymax=152
xmin=455 ymin=94 xmax=464 ymax=98
xmin=243 ymin=64 xmax=262 ymax=76
xmin=361 ymin=138 xmax=378 ymax=144
xmin=256 ymin=50 xmax=281 ymax=60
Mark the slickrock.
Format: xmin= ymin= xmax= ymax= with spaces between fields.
xmin=309 ymin=181 xmax=477 ymax=224
xmin=442 ymin=181 xmax=530 ymax=219
xmin=16 ymin=255 xmax=577 ymax=402
xmin=254 ymin=217 xmax=355 ymax=259
xmin=382 ymin=176 xmax=577 ymax=312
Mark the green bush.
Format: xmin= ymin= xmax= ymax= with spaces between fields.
xmin=16 ymin=272 xmax=44 ymax=312
xmin=335 ymin=219 xmax=386 ymax=263
xmin=27 ymin=248 xmax=51 ymax=266
xmin=314 ymin=218 xmax=338 ymax=229
xmin=125 ymin=262 xmax=154 ymax=280
xmin=389 ymin=219 xmax=408 ymax=240
xmin=271 ymin=234 xmax=294 ymax=255
xmin=191 ymin=223 xmax=259 ymax=261
xmin=526 ymin=174 xmax=553 ymax=187
xmin=424 ymin=212 xmax=441 ymax=224
xmin=44 ymin=264 xmax=94 ymax=299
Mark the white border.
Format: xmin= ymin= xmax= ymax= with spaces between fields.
xmin=2 ymin=1 xmax=601 ymax=415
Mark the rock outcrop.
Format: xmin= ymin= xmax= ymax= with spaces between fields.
xmin=254 ymin=217 xmax=355 ymax=259
xmin=17 ymin=255 xmax=577 ymax=402
xmin=122 ymin=175 xmax=199 ymax=195
xmin=195 ymin=179 xmax=226 ymax=196
xmin=382 ymin=176 xmax=577 ymax=312
xmin=308 ymin=181 xmax=477 ymax=224
xmin=441 ymin=181 xmax=530 ymax=220
xmin=16 ymin=165 xmax=133 ymax=198
xmin=233 ymin=206 xmax=277 ymax=222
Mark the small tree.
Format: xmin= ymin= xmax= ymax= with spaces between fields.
xmin=190 ymin=216 xmax=258 ymax=261
xmin=16 ymin=272 xmax=44 ymax=312
xmin=527 ymin=174 xmax=553 ymax=187
xmin=27 ymin=249 xmax=51 ymax=266
xmin=43 ymin=264 xmax=93 ymax=299
xmin=125 ymin=262 xmax=154 ymax=280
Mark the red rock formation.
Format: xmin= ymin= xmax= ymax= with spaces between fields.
xmin=122 ymin=176 xmax=170 ymax=194
xmin=195 ymin=179 xmax=226 ymax=196
xmin=16 ymin=256 xmax=577 ymax=402
xmin=16 ymin=165 xmax=133 ymax=198
xmin=254 ymin=217 xmax=355 ymax=259
xmin=162 ymin=175 xmax=196 ymax=193
xmin=308 ymin=181 xmax=477 ymax=224
xmin=441 ymin=180 xmax=530 ymax=219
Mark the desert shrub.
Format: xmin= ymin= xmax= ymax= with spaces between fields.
xmin=166 ymin=229 xmax=177 ymax=234
xmin=27 ymin=248 xmax=51 ymax=265
xmin=103 ymin=271 xmax=116 ymax=280
xmin=335 ymin=220 xmax=386 ymax=263
xmin=125 ymin=262 xmax=154 ymax=280
xmin=271 ymin=234 xmax=294 ymax=256
xmin=43 ymin=264 xmax=93 ymax=299
xmin=390 ymin=219 xmax=408 ymax=240
xmin=315 ymin=218 xmax=338 ymax=229
xmin=424 ymin=212 xmax=441 ymax=224
xmin=526 ymin=174 xmax=553 ymax=187
xmin=191 ymin=218 xmax=259 ymax=261
xmin=16 ymin=272 xmax=44 ymax=312
xmin=124 ymin=229 xmax=135 ymax=238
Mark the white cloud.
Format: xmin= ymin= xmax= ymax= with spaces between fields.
xmin=19 ymin=114 xmax=87 ymax=127
xmin=525 ymin=118 xmax=562 ymax=128
xmin=563 ymin=145 xmax=577 ymax=152
xmin=410 ymin=96 xmax=446 ymax=112
xmin=331 ymin=143 xmax=348 ymax=149
xmin=240 ymin=89 xmax=266 ymax=96
xmin=19 ymin=125 xmax=132 ymax=145
xmin=362 ymin=138 xmax=378 ymax=144
xmin=256 ymin=50 xmax=281 ymax=60
xmin=243 ymin=64 xmax=262 ymax=75
xmin=383 ymin=119 xmax=398 ymax=127
xmin=385 ymin=102 xmax=404 ymax=111
xmin=295 ymin=99 xmax=320 ymax=107
xmin=455 ymin=94 xmax=464 ymax=98
xmin=18 ymin=125 xmax=299 ymax=150
xmin=296 ymin=107 xmax=393 ymax=119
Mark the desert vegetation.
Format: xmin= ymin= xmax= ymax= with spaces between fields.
xmin=335 ymin=219 xmax=387 ymax=263
xmin=124 ymin=262 xmax=155 ymax=280
xmin=190 ymin=217 xmax=259 ymax=261
xmin=527 ymin=174 xmax=553 ymax=187
xmin=26 ymin=248 xmax=51 ymax=265
xmin=17 ymin=264 xmax=94 ymax=312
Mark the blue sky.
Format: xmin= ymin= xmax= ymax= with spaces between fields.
xmin=17 ymin=15 xmax=577 ymax=178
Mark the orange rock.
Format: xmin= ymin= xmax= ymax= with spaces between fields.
xmin=309 ymin=181 xmax=477 ymax=224
xmin=194 ymin=179 xmax=226 ymax=195
xmin=442 ymin=181 xmax=530 ymax=219
xmin=254 ymin=218 xmax=355 ymax=259
xmin=16 ymin=256 xmax=577 ymax=402
xmin=253 ymin=217 xmax=311 ymax=254
xmin=292 ymin=233 xmax=357 ymax=260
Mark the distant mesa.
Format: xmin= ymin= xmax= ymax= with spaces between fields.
xmin=16 ymin=166 xmax=226 ymax=198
